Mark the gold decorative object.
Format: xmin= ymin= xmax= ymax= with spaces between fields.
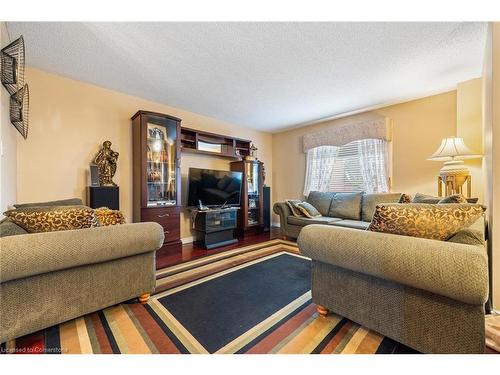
xmin=245 ymin=143 xmax=258 ymax=161
xmin=93 ymin=141 xmax=119 ymax=186
xmin=428 ymin=136 xmax=481 ymax=198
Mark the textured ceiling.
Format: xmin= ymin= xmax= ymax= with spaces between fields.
xmin=6 ymin=22 xmax=487 ymax=132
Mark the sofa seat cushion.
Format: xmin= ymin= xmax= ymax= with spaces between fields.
xmin=328 ymin=192 xmax=363 ymax=220
xmin=361 ymin=193 xmax=404 ymax=222
xmin=331 ymin=220 xmax=370 ymax=230
xmin=287 ymin=215 xmax=342 ymax=226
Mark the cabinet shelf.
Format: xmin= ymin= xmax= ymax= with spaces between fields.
xmin=180 ymin=127 xmax=251 ymax=159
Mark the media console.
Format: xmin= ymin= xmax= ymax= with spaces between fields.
xmin=190 ymin=207 xmax=239 ymax=249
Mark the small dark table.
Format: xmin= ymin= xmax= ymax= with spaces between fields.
xmin=190 ymin=207 xmax=239 ymax=249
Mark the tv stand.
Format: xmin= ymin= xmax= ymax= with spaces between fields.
xmin=190 ymin=207 xmax=239 ymax=249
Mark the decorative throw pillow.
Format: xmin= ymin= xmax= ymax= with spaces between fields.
xmin=438 ymin=194 xmax=468 ymax=204
xmin=328 ymin=192 xmax=363 ymax=220
xmin=94 ymin=207 xmax=126 ymax=226
xmin=4 ymin=205 xmax=99 ymax=233
xmin=399 ymin=194 xmax=412 ymax=203
xmin=286 ymin=199 xmax=304 ymax=217
xmin=296 ymin=202 xmax=322 ymax=218
xmin=411 ymin=193 xmax=441 ymax=204
xmin=306 ymin=191 xmax=335 ymax=216
xmin=368 ymin=203 xmax=485 ymax=241
xmin=413 ymin=192 xmax=470 ymax=204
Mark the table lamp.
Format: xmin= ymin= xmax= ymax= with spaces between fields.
xmin=427 ymin=136 xmax=481 ymax=197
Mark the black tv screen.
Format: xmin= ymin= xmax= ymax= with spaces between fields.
xmin=187 ymin=168 xmax=243 ymax=207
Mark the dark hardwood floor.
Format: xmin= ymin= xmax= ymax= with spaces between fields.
xmin=156 ymin=227 xmax=283 ymax=269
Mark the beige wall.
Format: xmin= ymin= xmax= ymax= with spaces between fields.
xmin=493 ymin=23 xmax=500 ymax=310
xmin=272 ymin=91 xmax=458 ymax=220
xmin=457 ymin=78 xmax=484 ymax=204
xmin=0 ymin=22 xmax=18 ymax=214
xmin=487 ymin=23 xmax=500 ymax=310
xmin=18 ymin=68 xmax=273 ymax=239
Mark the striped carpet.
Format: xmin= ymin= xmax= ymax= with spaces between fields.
xmin=1 ymin=239 xmax=417 ymax=354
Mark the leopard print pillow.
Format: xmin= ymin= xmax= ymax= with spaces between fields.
xmin=368 ymin=203 xmax=485 ymax=241
xmin=94 ymin=207 xmax=126 ymax=226
xmin=4 ymin=205 xmax=99 ymax=233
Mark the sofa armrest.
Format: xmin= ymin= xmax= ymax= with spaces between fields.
xmin=297 ymin=225 xmax=488 ymax=305
xmin=273 ymin=201 xmax=293 ymax=233
xmin=0 ymin=222 xmax=164 ymax=283
xmin=273 ymin=201 xmax=292 ymax=217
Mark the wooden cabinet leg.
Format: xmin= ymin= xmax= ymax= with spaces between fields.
xmin=138 ymin=293 xmax=150 ymax=304
xmin=317 ymin=304 xmax=329 ymax=317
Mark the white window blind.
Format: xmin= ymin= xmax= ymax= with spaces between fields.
xmin=304 ymin=138 xmax=389 ymax=196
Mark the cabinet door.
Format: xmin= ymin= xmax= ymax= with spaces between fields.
xmin=246 ymin=162 xmax=262 ymax=226
xmin=144 ymin=116 xmax=179 ymax=207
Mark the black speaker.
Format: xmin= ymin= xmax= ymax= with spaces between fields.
xmin=89 ymin=165 xmax=100 ymax=187
xmin=263 ymin=186 xmax=271 ymax=232
xmin=87 ymin=186 xmax=119 ymax=210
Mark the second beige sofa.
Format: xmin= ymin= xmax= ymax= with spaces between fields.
xmin=0 ymin=222 xmax=164 ymax=343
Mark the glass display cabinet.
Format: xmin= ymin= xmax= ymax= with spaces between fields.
xmin=230 ymin=159 xmax=264 ymax=236
xmin=132 ymin=111 xmax=182 ymax=251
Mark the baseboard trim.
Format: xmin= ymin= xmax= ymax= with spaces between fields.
xmin=181 ymin=236 xmax=194 ymax=244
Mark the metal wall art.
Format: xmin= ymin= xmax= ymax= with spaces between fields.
xmin=1 ymin=35 xmax=29 ymax=139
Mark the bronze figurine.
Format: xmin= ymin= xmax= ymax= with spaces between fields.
xmin=93 ymin=141 xmax=119 ymax=186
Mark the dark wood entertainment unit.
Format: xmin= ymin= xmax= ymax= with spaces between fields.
xmin=190 ymin=207 xmax=239 ymax=249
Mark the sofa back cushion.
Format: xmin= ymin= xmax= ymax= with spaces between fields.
xmin=328 ymin=192 xmax=363 ymax=220
xmin=13 ymin=198 xmax=83 ymax=209
xmin=306 ymin=191 xmax=335 ymax=216
xmin=368 ymin=203 xmax=486 ymax=241
xmin=0 ymin=218 xmax=28 ymax=238
xmin=361 ymin=193 xmax=404 ymax=222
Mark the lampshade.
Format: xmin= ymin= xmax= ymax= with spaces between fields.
xmin=427 ymin=137 xmax=481 ymax=161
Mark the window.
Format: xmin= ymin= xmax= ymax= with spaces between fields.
xmin=303 ymin=138 xmax=390 ymax=196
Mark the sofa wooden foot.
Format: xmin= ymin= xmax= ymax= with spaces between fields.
xmin=317 ymin=304 xmax=329 ymax=317
xmin=282 ymin=235 xmax=288 ymax=241
xmin=138 ymin=293 xmax=150 ymax=304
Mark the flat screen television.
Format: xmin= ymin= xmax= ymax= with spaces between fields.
xmin=187 ymin=168 xmax=243 ymax=207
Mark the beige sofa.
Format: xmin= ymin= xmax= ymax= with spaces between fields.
xmin=0 ymin=222 xmax=164 ymax=343
xmin=274 ymin=191 xmax=407 ymax=239
xmin=297 ymin=218 xmax=488 ymax=353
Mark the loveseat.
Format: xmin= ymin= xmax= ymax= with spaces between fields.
xmin=273 ymin=191 xmax=407 ymax=239
xmin=0 ymin=201 xmax=164 ymax=343
xmin=297 ymin=211 xmax=488 ymax=353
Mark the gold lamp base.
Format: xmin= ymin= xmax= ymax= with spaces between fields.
xmin=437 ymin=172 xmax=471 ymax=198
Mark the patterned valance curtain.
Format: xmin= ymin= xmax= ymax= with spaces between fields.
xmin=302 ymin=117 xmax=392 ymax=152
